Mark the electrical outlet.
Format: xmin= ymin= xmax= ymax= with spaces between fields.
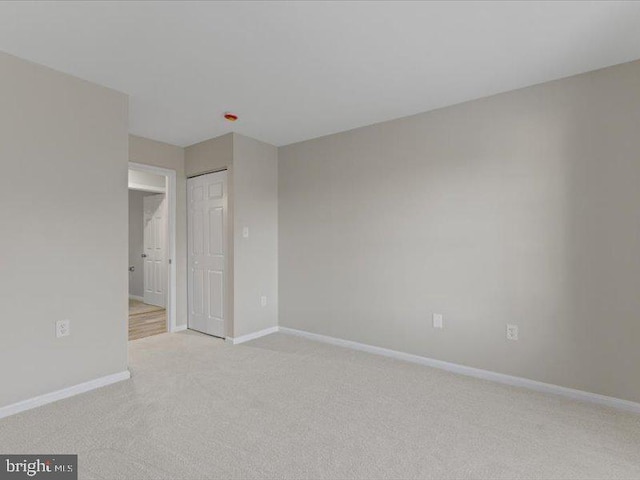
xmin=260 ymin=295 xmax=267 ymax=307
xmin=506 ymin=324 xmax=519 ymax=341
xmin=56 ymin=319 xmax=70 ymax=338
xmin=433 ymin=313 xmax=443 ymax=329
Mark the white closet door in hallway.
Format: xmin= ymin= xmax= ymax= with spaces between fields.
xmin=187 ymin=170 xmax=227 ymax=338
xmin=143 ymin=193 xmax=167 ymax=307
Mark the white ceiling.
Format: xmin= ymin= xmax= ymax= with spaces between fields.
xmin=1 ymin=1 xmax=640 ymax=147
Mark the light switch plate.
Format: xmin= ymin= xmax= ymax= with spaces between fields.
xmin=242 ymin=227 xmax=249 ymax=238
xmin=433 ymin=313 xmax=443 ymax=329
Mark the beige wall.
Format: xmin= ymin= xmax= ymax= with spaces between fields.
xmin=185 ymin=133 xmax=234 ymax=177
xmin=0 ymin=52 xmax=129 ymax=408
xmin=233 ymin=134 xmax=279 ymax=337
xmin=129 ymin=135 xmax=187 ymax=327
xmin=279 ymin=60 xmax=640 ymax=403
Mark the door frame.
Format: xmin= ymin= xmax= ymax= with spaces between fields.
xmin=129 ymin=162 xmax=177 ymax=333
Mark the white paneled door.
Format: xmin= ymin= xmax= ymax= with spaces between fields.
xmin=143 ymin=194 xmax=167 ymax=307
xmin=188 ymin=171 xmax=227 ymax=338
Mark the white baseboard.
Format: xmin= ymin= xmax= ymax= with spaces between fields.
xmin=227 ymin=326 xmax=279 ymax=345
xmin=279 ymin=327 xmax=640 ymax=415
xmin=172 ymin=324 xmax=187 ymax=333
xmin=0 ymin=371 xmax=131 ymax=420
xmin=128 ymin=295 xmax=144 ymax=302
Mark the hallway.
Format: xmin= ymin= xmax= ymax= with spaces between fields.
xmin=129 ymin=299 xmax=166 ymax=341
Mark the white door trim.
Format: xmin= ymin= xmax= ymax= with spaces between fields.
xmin=129 ymin=162 xmax=177 ymax=333
xmin=128 ymin=182 xmax=165 ymax=194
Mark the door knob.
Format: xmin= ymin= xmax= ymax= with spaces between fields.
xmin=141 ymin=253 xmax=147 ymax=258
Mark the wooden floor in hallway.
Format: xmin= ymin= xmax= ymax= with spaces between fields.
xmin=129 ymin=299 xmax=166 ymax=341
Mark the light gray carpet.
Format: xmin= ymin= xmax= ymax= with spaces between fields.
xmin=1 ymin=331 xmax=639 ymax=480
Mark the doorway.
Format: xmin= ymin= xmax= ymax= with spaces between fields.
xmin=128 ymin=163 xmax=177 ymax=340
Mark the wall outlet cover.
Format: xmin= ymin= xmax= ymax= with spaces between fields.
xmin=506 ymin=324 xmax=519 ymax=341
xmin=260 ymin=295 xmax=267 ymax=307
xmin=56 ymin=319 xmax=70 ymax=338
